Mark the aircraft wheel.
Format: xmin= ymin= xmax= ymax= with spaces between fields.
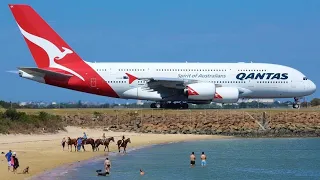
xmin=182 ymin=103 xmax=189 ymax=109
xmin=293 ymin=103 xmax=300 ymax=109
xmin=155 ymin=103 xmax=161 ymax=108
xmin=150 ymin=103 xmax=156 ymax=108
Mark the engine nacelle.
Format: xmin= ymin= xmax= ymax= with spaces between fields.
xmin=212 ymin=87 xmax=239 ymax=103
xmin=184 ymin=83 xmax=216 ymax=101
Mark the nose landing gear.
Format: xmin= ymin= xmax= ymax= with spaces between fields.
xmin=293 ymin=97 xmax=301 ymax=109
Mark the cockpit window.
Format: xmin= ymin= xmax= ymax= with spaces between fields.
xmin=303 ymin=77 xmax=308 ymax=80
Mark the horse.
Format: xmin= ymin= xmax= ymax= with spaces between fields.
xmin=67 ymin=137 xmax=77 ymax=152
xmin=83 ymin=138 xmax=96 ymax=151
xmin=117 ymin=138 xmax=131 ymax=153
xmin=95 ymin=137 xmax=115 ymax=152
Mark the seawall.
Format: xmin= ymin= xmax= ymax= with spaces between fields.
xmin=57 ymin=109 xmax=320 ymax=137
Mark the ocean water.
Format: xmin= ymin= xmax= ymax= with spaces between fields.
xmin=33 ymin=138 xmax=320 ymax=180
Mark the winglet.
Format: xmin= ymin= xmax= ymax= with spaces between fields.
xmin=125 ymin=73 xmax=138 ymax=84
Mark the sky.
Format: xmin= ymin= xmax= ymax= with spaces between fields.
xmin=0 ymin=0 xmax=319 ymax=103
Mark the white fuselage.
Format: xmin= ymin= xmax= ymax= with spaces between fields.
xmin=10 ymin=4 xmax=317 ymax=106
xmin=87 ymin=62 xmax=316 ymax=102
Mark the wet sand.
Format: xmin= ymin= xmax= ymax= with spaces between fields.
xmin=0 ymin=126 xmax=230 ymax=180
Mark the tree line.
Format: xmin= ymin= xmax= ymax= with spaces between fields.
xmin=1 ymin=98 xmax=320 ymax=109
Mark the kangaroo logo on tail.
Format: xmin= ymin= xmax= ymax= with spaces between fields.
xmin=17 ymin=24 xmax=85 ymax=81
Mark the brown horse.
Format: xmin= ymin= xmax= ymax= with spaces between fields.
xmin=83 ymin=138 xmax=95 ymax=151
xmin=117 ymin=138 xmax=131 ymax=153
xmin=95 ymin=137 xmax=115 ymax=152
xmin=67 ymin=137 xmax=77 ymax=152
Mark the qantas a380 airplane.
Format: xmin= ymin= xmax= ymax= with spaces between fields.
xmin=8 ymin=4 xmax=316 ymax=109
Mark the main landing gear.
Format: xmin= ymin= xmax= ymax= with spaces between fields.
xmin=293 ymin=97 xmax=301 ymax=109
xmin=150 ymin=102 xmax=189 ymax=109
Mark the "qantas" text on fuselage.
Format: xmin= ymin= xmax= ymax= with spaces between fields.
xmin=236 ymin=73 xmax=288 ymax=80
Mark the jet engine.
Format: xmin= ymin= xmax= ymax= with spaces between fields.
xmin=212 ymin=87 xmax=239 ymax=103
xmin=184 ymin=83 xmax=216 ymax=101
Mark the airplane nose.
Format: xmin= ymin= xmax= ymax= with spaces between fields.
xmin=309 ymin=81 xmax=316 ymax=93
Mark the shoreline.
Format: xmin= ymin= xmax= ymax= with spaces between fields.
xmin=0 ymin=126 xmax=230 ymax=180
xmin=29 ymin=141 xmax=175 ymax=180
xmin=28 ymin=136 xmax=320 ymax=180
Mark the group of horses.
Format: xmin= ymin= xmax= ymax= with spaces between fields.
xmin=66 ymin=137 xmax=131 ymax=153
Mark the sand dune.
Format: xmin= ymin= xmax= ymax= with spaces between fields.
xmin=0 ymin=126 xmax=229 ymax=180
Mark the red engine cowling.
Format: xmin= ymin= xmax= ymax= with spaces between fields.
xmin=184 ymin=83 xmax=216 ymax=101
xmin=212 ymin=87 xmax=239 ymax=103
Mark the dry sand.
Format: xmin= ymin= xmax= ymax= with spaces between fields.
xmin=0 ymin=126 xmax=230 ymax=180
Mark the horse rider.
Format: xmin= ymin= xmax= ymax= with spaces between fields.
xmin=83 ymin=132 xmax=87 ymax=144
xmin=121 ymin=135 xmax=125 ymax=146
xmin=102 ymin=133 xmax=106 ymax=143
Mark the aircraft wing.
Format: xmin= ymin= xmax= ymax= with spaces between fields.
xmin=125 ymin=73 xmax=199 ymax=89
xmin=125 ymin=72 xmax=224 ymax=91
xmin=18 ymin=67 xmax=73 ymax=79
xmin=141 ymin=77 xmax=199 ymax=89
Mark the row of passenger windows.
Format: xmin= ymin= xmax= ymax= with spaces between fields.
xmin=238 ymin=69 xmax=267 ymax=72
xmin=257 ymin=81 xmax=289 ymax=83
xmin=97 ymin=69 xmax=147 ymax=72
xmin=119 ymin=69 xmax=145 ymax=72
xmin=209 ymin=81 xmax=246 ymax=84
xmin=97 ymin=69 xmax=269 ymax=72
xmin=107 ymin=80 xmax=146 ymax=84
xmin=156 ymin=69 xmax=227 ymax=72
xmin=106 ymin=80 xmax=289 ymax=84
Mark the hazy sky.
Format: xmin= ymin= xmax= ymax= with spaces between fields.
xmin=0 ymin=0 xmax=319 ymax=103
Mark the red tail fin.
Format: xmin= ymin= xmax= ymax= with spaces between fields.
xmin=8 ymin=4 xmax=120 ymax=97
xmin=8 ymin=4 xmax=83 ymax=68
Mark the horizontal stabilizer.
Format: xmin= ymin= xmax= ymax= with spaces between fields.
xmin=18 ymin=67 xmax=73 ymax=79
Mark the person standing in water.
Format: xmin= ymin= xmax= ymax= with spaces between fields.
xmin=190 ymin=152 xmax=196 ymax=167
xmin=140 ymin=169 xmax=145 ymax=175
xmin=200 ymin=152 xmax=207 ymax=167
xmin=104 ymin=157 xmax=111 ymax=174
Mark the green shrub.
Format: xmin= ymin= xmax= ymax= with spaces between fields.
xmin=0 ymin=108 xmax=66 ymax=134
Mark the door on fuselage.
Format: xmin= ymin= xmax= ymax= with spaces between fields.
xmin=90 ymin=78 xmax=96 ymax=87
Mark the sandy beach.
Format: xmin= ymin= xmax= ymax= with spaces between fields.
xmin=0 ymin=126 xmax=230 ymax=180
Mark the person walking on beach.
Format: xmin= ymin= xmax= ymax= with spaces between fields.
xmin=61 ymin=137 xmax=66 ymax=151
xmin=104 ymin=157 xmax=111 ymax=174
xmin=5 ymin=150 xmax=12 ymax=172
xmin=12 ymin=153 xmax=19 ymax=174
xmin=200 ymin=152 xmax=207 ymax=167
xmin=10 ymin=152 xmax=16 ymax=170
xmin=190 ymin=152 xmax=196 ymax=167
xmin=77 ymin=137 xmax=83 ymax=152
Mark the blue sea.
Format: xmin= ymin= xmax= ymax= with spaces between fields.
xmin=32 ymin=138 xmax=320 ymax=180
